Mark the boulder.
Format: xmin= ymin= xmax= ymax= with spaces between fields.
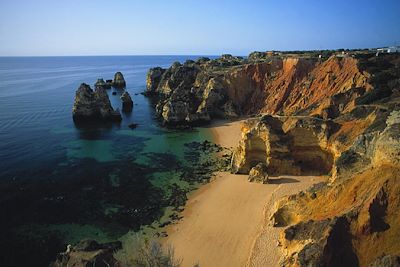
xmin=196 ymin=57 xmax=211 ymax=64
xmin=248 ymin=162 xmax=269 ymax=183
xmin=72 ymin=83 xmax=121 ymax=122
xmin=113 ymin=72 xmax=126 ymax=88
xmin=51 ymin=239 xmax=122 ymax=267
xmin=106 ymin=79 xmax=113 ymax=87
xmin=94 ymin=78 xmax=111 ymax=89
xmin=120 ymin=91 xmax=133 ymax=112
xmin=128 ymin=123 xmax=138 ymax=129
xmin=248 ymin=51 xmax=269 ymax=62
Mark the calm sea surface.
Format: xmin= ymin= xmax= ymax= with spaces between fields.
xmin=0 ymin=56 xmax=216 ymax=266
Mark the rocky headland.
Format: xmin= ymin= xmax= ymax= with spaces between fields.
xmin=147 ymin=51 xmax=400 ymax=266
xmin=144 ymin=51 xmax=388 ymax=126
xmin=65 ymin=51 xmax=399 ymax=266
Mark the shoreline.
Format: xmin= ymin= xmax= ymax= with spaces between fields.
xmin=162 ymin=119 xmax=327 ymax=267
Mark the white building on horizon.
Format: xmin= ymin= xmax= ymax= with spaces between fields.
xmin=377 ymin=46 xmax=400 ymax=54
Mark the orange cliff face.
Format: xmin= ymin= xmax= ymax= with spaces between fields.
xmin=227 ymin=54 xmax=400 ymax=267
xmin=231 ymin=109 xmax=400 ymax=266
xmin=146 ymin=54 xmax=378 ymax=125
xmin=144 ymin=52 xmax=400 ymax=265
xmin=222 ymin=56 xmax=372 ymax=118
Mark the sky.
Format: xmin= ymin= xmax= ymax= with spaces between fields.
xmin=0 ymin=0 xmax=399 ymax=56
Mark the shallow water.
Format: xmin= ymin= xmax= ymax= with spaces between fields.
xmin=0 ymin=56 xmax=216 ymax=266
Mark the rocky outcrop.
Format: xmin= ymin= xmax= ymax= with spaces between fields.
xmin=94 ymin=78 xmax=111 ymax=89
xmin=145 ymin=52 xmax=379 ymax=125
xmin=248 ymin=162 xmax=269 ymax=183
xmin=267 ymin=109 xmax=400 ymax=266
xmin=113 ymin=72 xmax=126 ymax=88
xmin=106 ymin=79 xmax=113 ymax=87
xmin=145 ymin=56 xmax=246 ymax=125
xmin=72 ymin=83 xmax=122 ymax=122
xmin=120 ymin=91 xmax=133 ymax=112
xmin=146 ymin=67 xmax=166 ymax=94
xmin=142 ymin=52 xmax=400 ymax=265
xmin=52 ymin=239 xmax=122 ymax=267
xmin=230 ymin=74 xmax=400 ymax=266
xmin=281 ymin=216 xmax=359 ymax=267
xmin=369 ymin=255 xmax=400 ymax=267
xmin=231 ymin=115 xmax=335 ymax=176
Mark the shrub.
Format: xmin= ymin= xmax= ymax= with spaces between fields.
xmin=114 ymin=234 xmax=181 ymax=267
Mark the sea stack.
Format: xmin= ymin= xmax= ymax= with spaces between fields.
xmin=120 ymin=91 xmax=133 ymax=112
xmin=72 ymin=83 xmax=122 ymax=122
xmin=113 ymin=72 xmax=126 ymax=88
xmin=94 ymin=78 xmax=111 ymax=89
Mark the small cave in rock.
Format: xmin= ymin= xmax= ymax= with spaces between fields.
xmin=288 ymin=128 xmax=334 ymax=176
xmin=247 ymin=135 xmax=268 ymax=169
xmin=368 ymin=185 xmax=390 ymax=233
xmin=321 ymin=217 xmax=359 ymax=267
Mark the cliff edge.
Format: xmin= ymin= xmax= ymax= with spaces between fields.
xmin=147 ymin=51 xmax=400 ymax=266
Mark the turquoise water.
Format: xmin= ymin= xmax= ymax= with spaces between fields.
xmin=0 ymin=56 xmax=216 ymax=266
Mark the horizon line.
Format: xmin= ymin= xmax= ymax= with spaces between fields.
xmin=0 ymin=46 xmax=388 ymax=58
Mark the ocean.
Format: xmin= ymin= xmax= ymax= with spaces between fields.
xmin=0 ymin=56 xmax=217 ymax=266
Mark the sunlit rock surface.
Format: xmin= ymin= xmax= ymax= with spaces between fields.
xmin=72 ymin=83 xmax=122 ymax=122
xmin=113 ymin=72 xmax=126 ymax=88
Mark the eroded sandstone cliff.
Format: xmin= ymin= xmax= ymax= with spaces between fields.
xmin=231 ymin=115 xmax=336 ymax=176
xmin=144 ymin=51 xmax=400 ymax=266
xmin=227 ymin=52 xmax=400 ymax=266
xmin=145 ymin=52 xmax=381 ymax=126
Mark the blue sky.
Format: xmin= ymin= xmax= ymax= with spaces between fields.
xmin=0 ymin=0 xmax=399 ymax=56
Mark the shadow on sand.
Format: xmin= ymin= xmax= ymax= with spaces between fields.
xmin=268 ymin=177 xmax=300 ymax=184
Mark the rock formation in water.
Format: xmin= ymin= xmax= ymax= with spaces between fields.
xmin=145 ymin=55 xmax=245 ymax=125
xmin=113 ymin=71 xmax=126 ymax=88
xmin=51 ymin=239 xmax=122 ymax=267
xmin=120 ymin=91 xmax=133 ymax=112
xmin=72 ymin=83 xmax=122 ymax=122
xmin=94 ymin=78 xmax=111 ymax=89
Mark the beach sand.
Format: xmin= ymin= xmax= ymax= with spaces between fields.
xmin=163 ymin=120 xmax=326 ymax=267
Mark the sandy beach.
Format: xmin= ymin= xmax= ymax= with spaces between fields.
xmin=163 ymin=120 xmax=326 ymax=267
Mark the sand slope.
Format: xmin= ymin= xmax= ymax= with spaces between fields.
xmin=163 ymin=120 xmax=326 ymax=267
